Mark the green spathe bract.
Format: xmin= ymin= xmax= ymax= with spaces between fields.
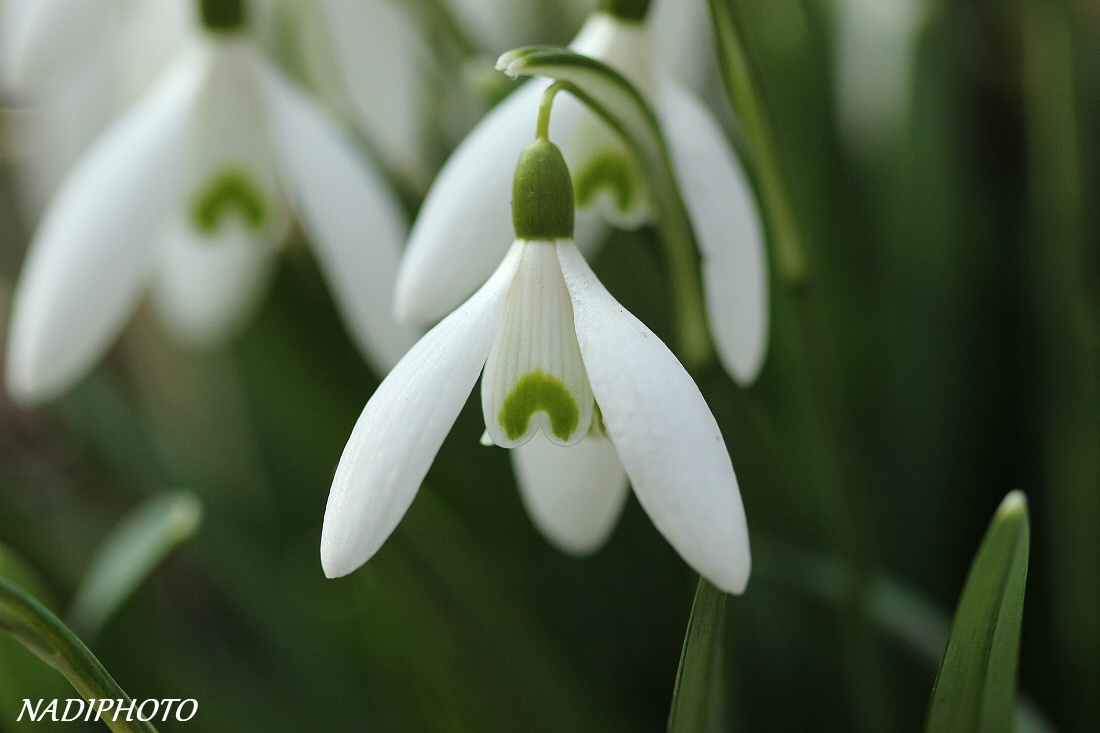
xmin=498 ymin=371 xmax=580 ymax=442
xmin=574 ymin=149 xmax=639 ymax=214
xmin=512 ymin=139 xmax=575 ymax=240
xmin=191 ymin=169 xmax=268 ymax=235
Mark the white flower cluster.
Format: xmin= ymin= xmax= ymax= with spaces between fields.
xmin=0 ymin=0 xmax=767 ymax=593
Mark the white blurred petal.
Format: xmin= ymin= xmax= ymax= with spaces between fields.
xmin=117 ymin=0 xmax=191 ymax=101
xmin=152 ymin=219 xmax=280 ymax=347
xmin=5 ymin=49 xmax=205 ymax=404
xmin=313 ymin=0 xmax=432 ymax=184
xmin=481 ymin=241 xmax=594 ymax=448
xmin=396 ymin=80 xmax=543 ymax=324
xmin=440 ymin=0 xmax=539 ymax=53
xmin=570 ymin=12 xmax=653 ymax=95
xmin=650 ymin=0 xmax=715 ymax=91
xmin=0 ymin=0 xmax=120 ymax=96
xmin=261 ymin=63 xmax=418 ymax=373
xmin=835 ymin=0 xmax=924 ymax=153
xmin=557 ymin=242 xmax=751 ymax=594
xmin=183 ymin=38 xmax=284 ymax=238
xmin=656 ymin=76 xmax=769 ymax=385
xmin=321 ymin=243 xmax=524 ymax=578
xmin=512 ymin=432 xmax=629 ymax=555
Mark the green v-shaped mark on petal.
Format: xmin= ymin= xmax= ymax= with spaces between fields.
xmin=574 ymin=150 xmax=638 ymax=214
xmin=499 ymin=370 xmax=581 ymax=442
xmin=191 ymin=168 xmax=268 ymax=234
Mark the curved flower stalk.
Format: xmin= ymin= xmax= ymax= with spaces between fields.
xmin=396 ymin=4 xmax=769 ymax=386
xmin=5 ymin=4 xmax=417 ymax=405
xmin=292 ymin=0 xmax=437 ymax=190
xmin=322 ymin=131 xmax=751 ymax=594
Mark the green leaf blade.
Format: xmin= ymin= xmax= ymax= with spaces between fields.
xmin=925 ymin=491 xmax=1031 ymax=733
xmin=668 ymin=578 xmax=728 ymax=733
xmin=68 ymin=490 xmax=203 ymax=639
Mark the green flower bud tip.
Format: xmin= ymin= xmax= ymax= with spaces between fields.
xmin=200 ymin=0 xmax=247 ymax=31
xmin=512 ymin=138 xmax=575 ymax=240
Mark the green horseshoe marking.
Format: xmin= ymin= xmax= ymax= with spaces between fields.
xmin=574 ymin=150 xmax=638 ymax=214
xmin=499 ymin=371 xmax=581 ymax=442
xmin=191 ymin=168 xmax=267 ymax=235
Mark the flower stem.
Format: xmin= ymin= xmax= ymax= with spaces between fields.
xmin=0 ymin=576 xmax=159 ymax=733
xmin=536 ymin=81 xmax=569 ymax=140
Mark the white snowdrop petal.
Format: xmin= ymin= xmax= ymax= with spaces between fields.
xmin=511 ymin=432 xmax=629 ymax=555
xmin=260 ymin=62 xmax=418 ymax=373
xmin=396 ymin=81 xmax=544 ymax=325
xmin=4 ymin=48 xmax=206 ymax=404
xmin=481 ymin=240 xmax=594 ymax=448
xmin=557 ymin=242 xmax=751 ymax=594
xmin=650 ymin=0 xmax=715 ymax=91
xmin=657 ymin=76 xmax=769 ymax=385
xmin=321 ymin=243 xmax=525 ymax=578
xmin=439 ymin=0 xmax=539 ymax=53
xmin=311 ymin=0 xmax=432 ymax=183
xmin=152 ymin=218 xmax=280 ymax=347
xmin=0 ymin=0 xmax=118 ymax=95
xmin=184 ymin=40 xmax=283 ymax=241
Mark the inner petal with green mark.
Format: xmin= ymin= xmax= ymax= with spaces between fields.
xmin=575 ymin=150 xmax=638 ymax=215
xmin=191 ymin=168 xmax=268 ymax=235
xmin=567 ymin=115 xmax=652 ymax=230
xmin=481 ymin=241 xmax=594 ymax=448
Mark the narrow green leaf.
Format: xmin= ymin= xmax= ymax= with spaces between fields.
xmin=0 ymin=576 xmax=159 ymax=733
xmin=925 ymin=491 xmax=1031 ymax=733
xmin=496 ymin=45 xmax=712 ymax=367
xmin=68 ymin=490 xmax=203 ymax=639
xmin=668 ymin=578 xmax=728 ymax=733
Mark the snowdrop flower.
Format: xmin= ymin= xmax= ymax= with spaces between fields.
xmin=395 ymin=0 xmax=769 ymax=387
xmin=322 ymin=130 xmax=750 ymax=594
xmin=5 ymin=0 xmax=415 ymax=404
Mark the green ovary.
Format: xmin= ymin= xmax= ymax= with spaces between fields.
xmin=191 ymin=169 xmax=268 ymax=234
xmin=498 ymin=371 xmax=581 ymax=442
xmin=574 ymin=150 xmax=638 ymax=214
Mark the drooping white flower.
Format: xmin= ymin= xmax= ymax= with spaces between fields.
xmin=395 ymin=7 xmax=769 ymax=387
xmin=322 ymin=137 xmax=750 ymax=594
xmin=5 ymin=5 xmax=416 ymax=404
